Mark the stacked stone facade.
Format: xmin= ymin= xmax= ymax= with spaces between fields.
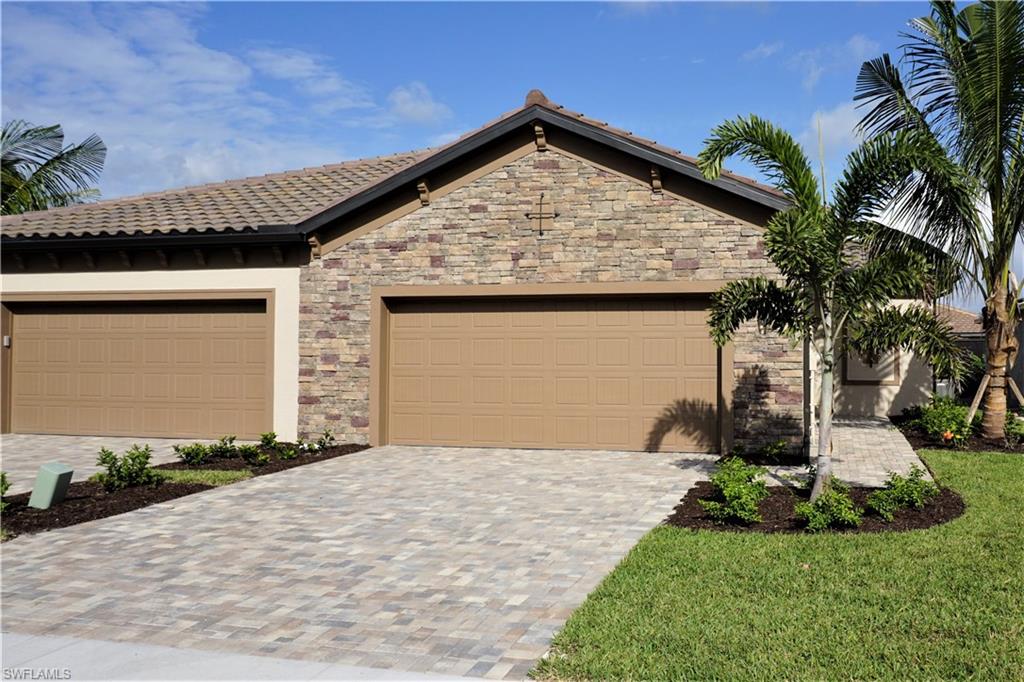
xmin=298 ymin=149 xmax=804 ymax=450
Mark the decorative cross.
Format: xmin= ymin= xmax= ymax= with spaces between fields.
xmin=524 ymin=192 xmax=559 ymax=236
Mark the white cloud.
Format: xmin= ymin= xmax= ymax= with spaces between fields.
xmin=1 ymin=4 xmax=452 ymax=198
xmin=741 ymin=41 xmax=783 ymax=61
xmin=387 ymin=83 xmax=452 ymax=125
xmin=798 ymin=101 xmax=862 ymax=158
xmin=429 ymin=130 xmax=463 ymax=147
xmin=790 ymin=34 xmax=880 ymax=92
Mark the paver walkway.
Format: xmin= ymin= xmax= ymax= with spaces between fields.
xmin=1 ymin=435 xmax=221 ymax=494
xmin=1 ymin=446 xmax=716 ymax=680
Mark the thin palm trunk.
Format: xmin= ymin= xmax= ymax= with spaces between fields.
xmin=811 ymin=318 xmax=835 ymax=500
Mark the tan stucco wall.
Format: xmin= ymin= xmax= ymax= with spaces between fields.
xmin=836 ymin=351 xmax=932 ymax=417
xmin=2 ymin=268 xmax=300 ymax=440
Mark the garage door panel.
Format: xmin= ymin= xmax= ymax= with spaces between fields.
xmin=387 ymin=297 xmax=720 ymax=452
xmin=9 ymin=301 xmax=270 ymax=439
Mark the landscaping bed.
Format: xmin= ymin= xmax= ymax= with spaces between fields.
xmin=890 ymin=413 xmax=1024 ymax=453
xmin=534 ymin=450 xmax=1024 ymax=681
xmin=666 ymin=480 xmax=964 ymax=533
xmin=1 ymin=441 xmax=369 ymax=541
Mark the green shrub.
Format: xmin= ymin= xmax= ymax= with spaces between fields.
xmin=316 ymin=429 xmax=336 ymax=450
xmin=238 ymin=444 xmax=269 ymax=466
xmin=173 ymin=442 xmax=211 ymax=465
xmin=259 ymin=432 xmax=278 ymax=448
xmin=794 ymin=479 xmax=862 ymax=531
xmin=867 ymin=466 xmax=940 ymax=522
xmin=1005 ymin=414 xmax=1024 ymax=445
xmin=911 ymin=396 xmax=979 ymax=445
xmin=699 ymin=457 xmax=769 ymax=524
xmin=95 ymin=444 xmax=162 ymax=492
xmin=278 ymin=446 xmax=298 ymax=460
xmin=0 ymin=471 xmax=9 ymax=512
xmin=208 ymin=435 xmax=238 ymax=459
xmin=759 ymin=439 xmax=790 ymax=464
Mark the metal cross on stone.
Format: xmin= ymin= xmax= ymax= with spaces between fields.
xmin=524 ymin=192 xmax=559 ymax=235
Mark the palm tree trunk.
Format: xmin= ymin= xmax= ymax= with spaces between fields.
xmin=981 ymin=283 xmax=1017 ymax=441
xmin=810 ymin=326 xmax=834 ymax=501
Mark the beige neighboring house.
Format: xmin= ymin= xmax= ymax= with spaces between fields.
xmin=0 ymin=90 xmax=922 ymax=454
xmin=835 ymin=303 xmax=983 ymax=418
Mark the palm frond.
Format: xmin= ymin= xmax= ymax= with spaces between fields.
xmin=707 ymin=277 xmax=803 ymax=346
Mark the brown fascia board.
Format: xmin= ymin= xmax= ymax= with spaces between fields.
xmin=295 ymin=105 xmax=791 ymax=237
xmin=2 ymin=226 xmax=305 ymax=252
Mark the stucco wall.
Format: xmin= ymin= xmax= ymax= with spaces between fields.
xmin=298 ymin=148 xmax=804 ymax=451
xmin=2 ymin=268 xmax=301 ymax=440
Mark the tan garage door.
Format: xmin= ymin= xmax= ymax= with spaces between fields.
xmin=9 ymin=300 xmax=271 ymax=439
xmin=386 ymin=297 xmax=720 ymax=452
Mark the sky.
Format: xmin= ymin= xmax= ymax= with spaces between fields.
xmin=3 ymin=1 xmax=982 ymax=306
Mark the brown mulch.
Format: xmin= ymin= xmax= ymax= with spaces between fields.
xmin=1 ymin=443 xmax=370 ymax=541
xmin=665 ymin=481 xmax=965 ymax=534
xmin=889 ymin=416 xmax=1024 ymax=453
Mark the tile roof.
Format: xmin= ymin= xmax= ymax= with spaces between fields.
xmin=2 ymin=90 xmax=785 ymax=241
xmin=937 ymin=304 xmax=983 ymax=335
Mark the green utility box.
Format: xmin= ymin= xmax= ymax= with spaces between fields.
xmin=28 ymin=462 xmax=74 ymax=510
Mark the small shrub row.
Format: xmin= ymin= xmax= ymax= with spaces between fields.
xmin=906 ymin=396 xmax=980 ymax=445
xmin=0 ymin=471 xmax=10 ymax=511
xmin=95 ymin=444 xmax=163 ymax=492
xmin=699 ymin=457 xmax=769 ymax=524
xmin=176 ymin=430 xmax=336 ymax=467
xmin=867 ymin=466 xmax=939 ymax=521
xmin=794 ymin=478 xmax=862 ymax=531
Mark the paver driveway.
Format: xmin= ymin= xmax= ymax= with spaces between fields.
xmin=1 ymin=445 xmax=714 ymax=680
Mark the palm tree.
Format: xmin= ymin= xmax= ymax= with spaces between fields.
xmin=698 ymin=115 xmax=967 ymax=499
xmin=855 ymin=0 xmax=1024 ymax=440
xmin=1 ymin=120 xmax=106 ymax=215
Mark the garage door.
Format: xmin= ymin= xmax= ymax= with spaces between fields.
xmin=386 ymin=297 xmax=720 ymax=452
xmin=8 ymin=300 xmax=271 ymax=439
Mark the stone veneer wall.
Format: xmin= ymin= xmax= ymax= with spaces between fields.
xmin=298 ymin=149 xmax=804 ymax=450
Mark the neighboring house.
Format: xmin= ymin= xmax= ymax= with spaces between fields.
xmin=2 ymin=90 xmax=817 ymax=453
xmin=836 ymin=302 xmax=983 ymax=418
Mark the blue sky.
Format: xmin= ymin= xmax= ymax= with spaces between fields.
xmin=2 ymin=1 xmax=927 ymax=200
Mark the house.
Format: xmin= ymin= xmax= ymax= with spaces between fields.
xmin=2 ymin=91 xmax=816 ymax=453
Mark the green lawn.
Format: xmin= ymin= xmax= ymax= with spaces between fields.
xmin=534 ymin=451 xmax=1024 ymax=681
xmin=157 ymin=469 xmax=252 ymax=486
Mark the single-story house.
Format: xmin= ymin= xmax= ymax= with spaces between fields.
xmin=2 ymin=91 xmax=914 ymax=453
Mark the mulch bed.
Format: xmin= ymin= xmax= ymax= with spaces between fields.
xmin=1 ymin=443 xmax=369 ymax=541
xmin=889 ymin=415 xmax=1024 ymax=453
xmin=665 ymin=481 xmax=965 ymax=534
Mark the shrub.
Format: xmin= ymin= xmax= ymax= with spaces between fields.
xmin=794 ymin=479 xmax=862 ymax=531
xmin=867 ymin=465 xmax=940 ymax=522
xmin=238 ymin=444 xmax=269 ymax=466
xmin=278 ymin=446 xmax=298 ymax=460
xmin=911 ymin=396 xmax=979 ymax=445
xmin=1005 ymin=413 xmax=1024 ymax=446
xmin=95 ymin=444 xmax=162 ymax=492
xmin=208 ymin=435 xmax=238 ymax=459
xmin=316 ymin=429 xmax=336 ymax=450
xmin=759 ymin=439 xmax=790 ymax=464
xmin=173 ymin=442 xmax=211 ymax=466
xmin=699 ymin=457 xmax=769 ymax=524
xmin=259 ymin=432 xmax=278 ymax=448
xmin=0 ymin=471 xmax=9 ymax=512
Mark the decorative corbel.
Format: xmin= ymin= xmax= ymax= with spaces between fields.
xmin=155 ymin=249 xmax=168 ymax=268
xmin=534 ymin=123 xmax=547 ymax=151
xmin=12 ymin=253 xmax=25 ymax=271
xmin=118 ymin=250 xmax=132 ymax=268
xmin=46 ymin=252 xmax=60 ymax=271
xmin=82 ymin=251 xmax=96 ymax=270
xmin=650 ymin=166 xmax=663 ymax=195
xmin=307 ymin=234 xmax=322 ymax=259
xmin=231 ymin=247 xmax=245 ymax=265
xmin=193 ymin=248 xmax=206 ymax=267
xmin=417 ymin=179 xmax=430 ymax=207
xmin=272 ymin=245 xmax=285 ymax=265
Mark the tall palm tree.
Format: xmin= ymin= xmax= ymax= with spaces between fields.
xmin=698 ymin=115 xmax=967 ymax=499
xmin=1 ymin=120 xmax=106 ymax=215
xmin=856 ymin=0 xmax=1024 ymax=440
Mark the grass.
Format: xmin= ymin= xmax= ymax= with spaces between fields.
xmin=156 ymin=469 xmax=252 ymax=486
xmin=534 ymin=450 xmax=1024 ymax=680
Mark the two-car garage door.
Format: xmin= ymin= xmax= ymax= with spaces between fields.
xmin=386 ymin=296 xmax=721 ymax=452
xmin=5 ymin=300 xmax=271 ymax=439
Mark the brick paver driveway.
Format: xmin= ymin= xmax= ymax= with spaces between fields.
xmin=1 ymin=445 xmax=714 ymax=680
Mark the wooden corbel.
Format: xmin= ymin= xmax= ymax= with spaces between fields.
xmin=271 ymin=245 xmax=285 ymax=265
xmin=155 ymin=249 xmax=168 ymax=268
xmin=46 ymin=252 xmax=60 ymax=271
xmin=650 ymin=166 xmax=663 ymax=195
xmin=231 ymin=247 xmax=245 ymax=265
xmin=417 ymin=179 xmax=430 ymax=206
xmin=193 ymin=248 xmax=206 ymax=267
xmin=12 ymin=253 xmax=25 ymax=271
xmin=307 ymin=234 xmax=322 ymax=259
xmin=534 ymin=123 xmax=547 ymax=151
xmin=118 ymin=250 xmax=132 ymax=268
